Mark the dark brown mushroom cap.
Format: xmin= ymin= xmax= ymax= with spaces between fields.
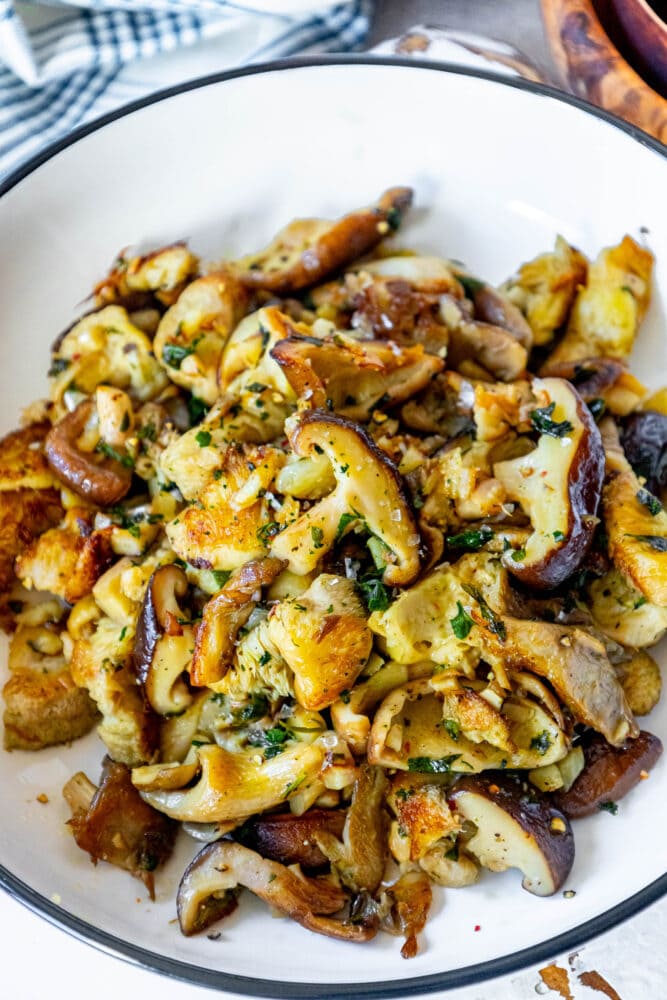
xmin=621 ymin=410 xmax=667 ymax=496
xmin=45 ymin=399 xmax=132 ymax=506
xmin=133 ymin=564 xmax=189 ymax=684
xmin=232 ymin=187 xmax=414 ymax=294
xmin=450 ymin=771 xmax=575 ymax=896
xmin=235 ymin=808 xmax=346 ymax=870
xmin=540 ymin=357 xmax=627 ymax=402
xmin=553 ymin=730 xmax=663 ymax=818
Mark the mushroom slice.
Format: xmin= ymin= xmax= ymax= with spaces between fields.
xmin=438 ymin=295 xmax=528 ymax=381
xmin=45 ymin=399 xmax=133 ymax=506
xmin=94 ymin=242 xmax=199 ymax=308
xmin=621 ymin=410 xmax=667 ymax=496
xmin=271 ymin=333 xmax=443 ymax=421
xmin=602 ymin=467 xmax=667 ymax=607
xmin=501 ymin=235 xmax=588 ymax=346
xmin=270 ymin=411 xmax=420 ymax=586
xmin=154 ymin=272 xmax=249 ymax=404
xmin=545 ymin=235 xmax=653 ymax=364
xmin=458 ymin=276 xmax=533 ymax=350
xmin=267 ymin=574 xmax=372 ymax=711
xmin=554 ymin=731 xmax=662 ymax=819
xmin=358 ymin=255 xmax=463 ymax=294
xmin=134 ymin=740 xmax=327 ymax=822
xmin=133 ymin=564 xmax=195 ymax=715
xmin=450 ymin=772 xmax=574 ymax=896
xmin=539 ymin=358 xmax=646 ymax=417
xmin=231 ymin=187 xmax=413 ymax=294
xmin=493 ymin=377 xmax=604 ymax=589
xmin=313 ymin=764 xmax=387 ymax=893
xmin=481 ymin=617 xmax=638 ymax=747
xmin=236 ymin=809 xmax=345 ymax=870
xmin=330 ymin=661 xmax=432 ymax=756
xmin=190 ymin=557 xmax=285 ymax=687
xmin=64 ymin=757 xmax=176 ymax=899
xmin=177 ymin=840 xmax=373 ymax=943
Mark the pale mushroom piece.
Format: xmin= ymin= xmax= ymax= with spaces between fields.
xmin=603 ymin=466 xmax=667 ymax=607
xmin=493 ymin=377 xmax=605 ymax=589
xmin=94 ymin=242 xmax=199 ymax=307
xmin=270 ymin=410 xmax=421 ymax=587
xmin=231 ymin=187 xmax=413 ymax=294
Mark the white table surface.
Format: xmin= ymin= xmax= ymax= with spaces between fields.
xmin=3 ymin=2 xmax=666 ymax=997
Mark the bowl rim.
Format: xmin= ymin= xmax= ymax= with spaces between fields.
xmin=1 ymin=53 xmax=666 ymax=997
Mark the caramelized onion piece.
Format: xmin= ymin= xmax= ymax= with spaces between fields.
xmin=177 ymin=840 xmax=374 ymax=942
xmin=64 ymin=757 xmax=176 ymax=899
xmin=45 ymin=399 xmax=132 ymax=506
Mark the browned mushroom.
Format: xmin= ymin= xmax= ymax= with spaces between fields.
xmin=384 ymin=870 xmax=433 ymax=960
xmin=462 ymin=278 xmax=533 ymax=350
xmin=270 ymin=410 xmax=420 ymax=586
xmin=64 ymin=757 xmax=176 ymax=899
xmin=271 ymin=333 xmax=443 ymax=421
xmin=540 ymin=358 xmax=645 ymax=416
xmin=314 ymin=764 xmax=388 ymax=893
xmin=493 ymin=377 xmax=605 ymax=589
xmin=235 ymin=808 xmax=346 ymax=869
xmin=231 ymin=187 xmax=413 ymax=294
xmin=133 ymin=563 xmax=195 ymax=715
xmin=553 ymin=730 xmax=663 ymax=818
xmin=176 ymin=840 xmax=374 ymax=942
xmin=190 ymin=557 xmax=285 ymax=687
xmin=45 ymin=399 xmax=133 ymax=506
xmin=450 ymin=772 xmax=574 ymax=896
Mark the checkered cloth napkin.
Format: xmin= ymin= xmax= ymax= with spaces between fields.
xmin=0 ymin=0 xmax=372 ymax=182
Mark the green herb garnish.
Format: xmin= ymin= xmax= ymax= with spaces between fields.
xmin=450 ymin=601 xmax=474 ymax=640
xmin=530 ymin=401 xmax=574 ymax=438
xmin=195 ymin=430 xmax=212 ymax=448
xmin=446 ymin=525 xmax=493 ymax=551
xmin=530 ymin=731 xmax=552 ymax=755
xmin=95 ymin=440 xmax=134 ymax=468
xmin=599 ymin=801 xmax=618 ymax=815
xmin=407 ymin=755 xmax=461 ymax=774
xmin=636 ymin=488 xmax=663 ymax=516
xmin=357 ymin=573 xmax=391 ymax=613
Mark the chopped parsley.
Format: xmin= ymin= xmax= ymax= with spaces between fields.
xmin=386 ymin=206 xmax=403 ymax=231
xmin=188 ymin=394 xmax=207 ymax=426
xmin=553 ymin=530 xmax=565 ymax=542
xmin=211 ymin=569 xmax=231 ymax=589
xmin=257 ymin=521 xmax=281 ymax=546
xmin=95 ymin=440 xmax=134 ymax=468
xmin=137 ymin=421 xmax=157 ymax=442
xmin=444 ymin=719 xmax=460 ymax=741
xmin=599 ymin=801 xmax=618 ymax=815
xmin=462 ymin=585 xmax=507 ymax=641
xmin=310 ymin=526 xmax=324 ymax=549
xmin=587 ymin=397 xmax=606 ymax=422
xmin=232 ymin=694 xmax=269 ymax=723
xmin=636 ymin=488 xmax=663 ymax=516
xmin=511 ymin=548 xmax=526 ymax=562
xmin=530 ymin=731 xmax=552 ymax=755
xmin=258 ymin=651 xmax=272 ymax=667
xmin=357 ymin=572 xmax=391 ymax=613
xmin=450 ymin=601 xmax=474 ymax=640
xmin=407 ymin=755 xmax=461 ymax=774
xmin=456 ymin=273 xmax=485 ymax=298
xmin=446 ymin=525 xmax=493 ymax=551
xmin=162 ymin=337 xmax=201 ymax=369
xmin=195 ymin=430 xmax=212 ymax=448
xmin=248 ymin=725 xmax=289 ymax=760
xmin=335 ymin=511 xmax=361 ymax=541
xmin=530 ymin=401 xmax=574 ymax=438
xmin=47 ymin=357 xmax=71 ymax=377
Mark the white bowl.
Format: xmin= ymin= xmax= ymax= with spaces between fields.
xmin=0 ymin=57 xmax=666 ymax=997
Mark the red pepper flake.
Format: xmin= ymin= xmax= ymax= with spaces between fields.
xmin=474 ymin=925 xmax=481 ymax=932
xmin=488 ymin=784 xmax=500 ymax=794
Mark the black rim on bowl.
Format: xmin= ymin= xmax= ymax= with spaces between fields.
xmin=0 ymin=55 xmax=666 ymax=998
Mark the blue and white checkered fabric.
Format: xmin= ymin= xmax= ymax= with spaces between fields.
xmin=0 ymin=0 xmax=373 ymax=182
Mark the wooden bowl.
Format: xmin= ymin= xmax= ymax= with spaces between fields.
xmin=608 ymin=0 xmax=667 ymax=97
xmin=541 ymin=0 xmax=667 ymax=142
